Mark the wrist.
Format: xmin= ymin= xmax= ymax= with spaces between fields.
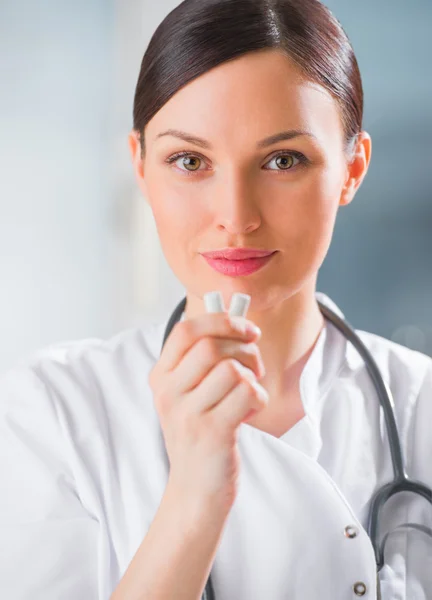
xmin=163 ymin=479 xmax=234 ymax=532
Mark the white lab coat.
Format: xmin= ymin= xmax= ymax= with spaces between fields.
xmin=0 ymin=292 xmax=431 ymax=599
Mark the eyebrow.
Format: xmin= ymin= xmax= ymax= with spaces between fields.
xmin=155 ymin=128 xmax=317 ymax=150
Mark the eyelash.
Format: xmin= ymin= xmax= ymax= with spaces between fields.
xmin=164 ymin=150 xmax=309 ymax=176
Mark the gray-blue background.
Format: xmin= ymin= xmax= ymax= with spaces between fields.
xmin=318 ymin=0 xmax=432 ymax=354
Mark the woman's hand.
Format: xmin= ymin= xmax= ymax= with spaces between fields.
xmin=149 ymin=311 xmax=268 ymax=513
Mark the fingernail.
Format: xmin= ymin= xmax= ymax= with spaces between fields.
xmin=246 ymin=323 xmax=261 ymax=338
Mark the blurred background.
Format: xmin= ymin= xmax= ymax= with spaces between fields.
xmin=0 ymin=0 xmax=431 ymax=371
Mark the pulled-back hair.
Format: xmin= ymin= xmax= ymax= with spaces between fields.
xmin=133 ymin=0 xmax=363 ymax=158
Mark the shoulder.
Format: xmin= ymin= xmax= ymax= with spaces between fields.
xmin=346 ymin=328 xmax=432 ymax=399
xmin=341 ymin=328 xmax=432 ymax=461
xmin=0 ymin=320 xmax=168 ymax=518
xmin=14 ymin=319 xmax=164 ymax=373
xmin=3 ymin=318 xmax=165 ymax=376
xmin=0 ymin=319 xmax=167 ymax=431
xmin=317 ymin=292 xmax=432 ymax=396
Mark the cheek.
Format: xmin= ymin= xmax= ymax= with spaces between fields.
xmin=269 ymin=169 xmax=341 ymax=257
xmin=146 ymin=178 xmax=205 ymax=256
xmin=307 ymin=168 xmax=343 ymax=242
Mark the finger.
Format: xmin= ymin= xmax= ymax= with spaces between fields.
xmin=212 ymin=378 xmax=269 ymax=428
xmin=158 ymin=312 xmax=261 ymax=375
xmin=171 ymin=337 xmax=264 ymax=396
xmin=188 ymin=358 xmax=258 ymax=413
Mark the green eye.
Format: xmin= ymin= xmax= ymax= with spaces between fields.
xmin=265 ymin=152 xmax=307 ymax=171
xmin=181 ymin=156 xmax=201 ymax=171
xmin=275 ymin=155 xmax=295 ymax=169
xmin=166 ymin=149 xmax=308 ymax=175
xmin=166 ymin=152 xmax=203 ymax=172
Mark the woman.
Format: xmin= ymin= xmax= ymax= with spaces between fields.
xmin=1 ymin=0 xmax=431 ymax=598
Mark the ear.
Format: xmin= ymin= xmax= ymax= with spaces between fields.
xmin=128 ymin=129 xmax=148 ymax=199
xmin=339 ymin=131 xmax=372 ymax=207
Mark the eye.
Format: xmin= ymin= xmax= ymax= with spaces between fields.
xmin=165 ymin=152 xmax=206 ymax=173
xmin=165 ymin=149 xmax=309 ymax=176
xmin=264 ymin=151 xmax=308 ymax=172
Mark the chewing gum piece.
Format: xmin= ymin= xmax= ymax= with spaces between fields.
xmin=229 ymin=293 xmax=251 ymax=317
xmin=204 ymin=291 xmax=225 ymax=313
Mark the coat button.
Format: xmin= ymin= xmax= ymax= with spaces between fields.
xmin=353 ymin=581 xmax=367 ymax=596
xmin=344 ymin=525 xmax=359 ymax=538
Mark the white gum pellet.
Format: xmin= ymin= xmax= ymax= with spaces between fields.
xmin=229 ymin=293 xmax=251 ymax=317
xmin=204 ymin=291 xmax=225 ymax=313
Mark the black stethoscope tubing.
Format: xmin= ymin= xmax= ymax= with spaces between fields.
xmin=161 ymin=297 xmax=432 ymax=600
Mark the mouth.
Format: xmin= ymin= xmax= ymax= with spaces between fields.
xmin=200 ymin=248 xmax=277 ymax=277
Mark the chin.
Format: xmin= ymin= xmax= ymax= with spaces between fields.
xmin=214 ymin=280 xmax=285 ymax=314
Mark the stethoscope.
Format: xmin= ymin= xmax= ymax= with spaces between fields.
xmin=161 ymin=296 xmax=432 ymax=600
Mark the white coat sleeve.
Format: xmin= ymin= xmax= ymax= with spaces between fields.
xmin=0 ymin=365 xmax=101 ymax=600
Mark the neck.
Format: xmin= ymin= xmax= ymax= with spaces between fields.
xmin=184 ymin=278 xmax=325 ymax=399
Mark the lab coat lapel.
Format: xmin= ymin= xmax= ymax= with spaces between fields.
xmin=209 ymin=422 xmax=378 ymax=599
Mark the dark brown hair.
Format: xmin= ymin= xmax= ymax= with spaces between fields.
xmin=133 ymin=0 xmax=363 ymax=158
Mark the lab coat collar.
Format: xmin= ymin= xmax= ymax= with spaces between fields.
xmin=301 ymin=291 xmax=349 ymax=415
xmin=274 ymin=292 xmax=349 ymax=459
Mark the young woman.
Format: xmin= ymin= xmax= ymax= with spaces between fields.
xmin=1 ymin=1 xmax=431 ymax=599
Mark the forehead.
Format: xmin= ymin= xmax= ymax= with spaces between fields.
xmin=146 ymin=49 xmax=344 ymax=150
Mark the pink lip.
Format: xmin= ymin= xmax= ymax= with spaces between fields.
xmin=200 ymin=248 xmax=276 ymax=277
xmin=201 ymin=248 xmax=275 ymax=260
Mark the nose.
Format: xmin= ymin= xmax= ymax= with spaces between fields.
xmin=214 ymin=172 xmax=261 ymax=235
